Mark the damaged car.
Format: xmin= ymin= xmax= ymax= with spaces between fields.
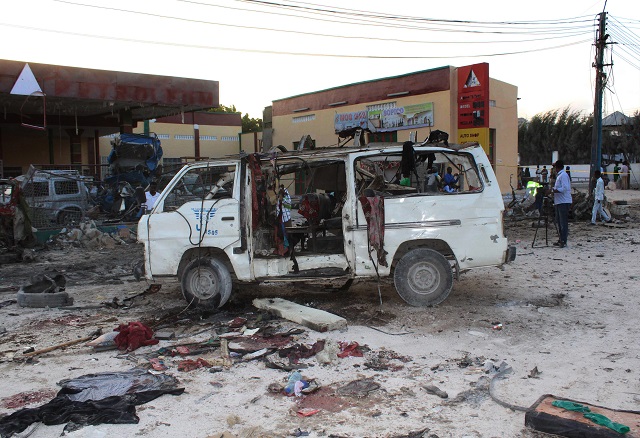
xmin=137 ymin=141 xmax=515 ymax=309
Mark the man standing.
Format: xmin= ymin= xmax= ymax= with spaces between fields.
xmin=590 ymin=170 xmax=611 ymax=225
xmin=541 ymin=166 xmax=549 ymax=184
xmin=443 ymin=167 xmax=459 ymax=190
xmin=552 ymin=161 xmax=572 ymax=248
xmin=144 ymin=181 xmax=161 ymax=212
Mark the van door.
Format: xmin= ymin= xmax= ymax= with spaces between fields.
xmin=142 ymin=162 xmax=241 ymax=277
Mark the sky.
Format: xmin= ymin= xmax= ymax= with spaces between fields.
xmin=2 ymin=0 xmax=639 ymax=122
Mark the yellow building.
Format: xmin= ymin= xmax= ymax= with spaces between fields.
xmin=267 ymin=64 xmax=518 ymax=192
xmin=98 ymin=112 xmax=242 ymax=170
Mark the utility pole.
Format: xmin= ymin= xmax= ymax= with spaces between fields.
xmin=589 ymin=11 xmax=608 ymax=195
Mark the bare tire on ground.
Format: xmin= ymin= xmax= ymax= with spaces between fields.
xmin=17 ymin=290 xmax=74 ymax=308
xmin=394 ymin=248 xmax=453 ymax=306
xmin=181 ymin=257 xmax=232 ymax=310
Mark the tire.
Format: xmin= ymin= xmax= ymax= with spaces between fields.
xmin=17 ymin=290 xmax=74 ymax=308
xmin=181 ymin=257 xmax=232 ymax=310
xmin=394 ymin=248 xmax=453 ymax=307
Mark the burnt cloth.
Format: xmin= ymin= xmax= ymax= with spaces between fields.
xmin=358 ymin=195 xmax=388 ymax=267
xmin=0 ymin=389 xmax=184 ymax=437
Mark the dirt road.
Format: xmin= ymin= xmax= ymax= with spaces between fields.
xmin=1 ymin=190 xmax=639 ymax=438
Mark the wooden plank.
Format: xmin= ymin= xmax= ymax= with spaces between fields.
xmin=525 ymin=394 xmax=640 ymax=438
xmin=252 ymin=298 xmax=347 ymax=332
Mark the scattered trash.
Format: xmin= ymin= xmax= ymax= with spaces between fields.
xmin=154 ymin=331 xmax=176 ymax=340
xmin=23 ymin=329 xmax=102 ymax=358
xmin=86 ymin=331 xmax=118 ymax=351
xmin=0 ymin=299 xmax=16 ymax=309
xmin=177 ymin=358 xmax=212 ymax=372
xmin=149 ymin=357 xmax=168 ymax=371
xmin=0 ymin=369 xmax=184 ymax=436
xmin=284 ymin=371 xmax=308 ymax=397
xmin=492 ymin=322 xmax=503 ymax=330
xmin=337 ymin=378 xmax=380 ymax=398
xmin=242 ymin=348 xmax=270 ymax=361
xmin=296 ymin=408 xmax=319 ymax=417
xmin=337 ymin=341 xmax=364 ymax=358
xmin=0 ymin=390 xmax=58 ymax=409
xmin=176 ymin=346 xmax=190 ymax=355
xmin=253 ymin=298 xmax=347 ymax=332
xmin=526 ymin=395 xmax=636 ymax=436
xmin=292 ymin=428 xmax=310 ymax=437
xmin=315 ymin=339 xmax=340 ymax=365
xmin=423 ymin=384 xmax=448 ymax=399
xmin=228 ymin=317 xmax=247 ymax=328
xmin=528 ymin=366 xmax=541 ymax=379
xmin=114 ymin=322 xmax=159 ymax=352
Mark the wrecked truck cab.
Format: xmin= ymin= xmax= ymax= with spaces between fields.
xmin=138 ymin=142 xmax=515 ymax=310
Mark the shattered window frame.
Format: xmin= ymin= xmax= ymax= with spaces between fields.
xmin=353 ymin=150 xmax=484 ymax=198
xmin=22 ymin=181 xmax=50 ymax=198
xmin=54 ymin=180 xmax=80 ymax=196
xmin=161 ymin=164 xmax=237 ymax=212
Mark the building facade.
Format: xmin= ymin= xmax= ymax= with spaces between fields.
xmin=99 ymin=112 xmax=242 ymax=171
xmin=267 ymin=64 xmax=518 ymax=192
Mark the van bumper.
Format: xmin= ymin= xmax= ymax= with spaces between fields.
xmin=504 ymin=245 xmax=517 ymax=263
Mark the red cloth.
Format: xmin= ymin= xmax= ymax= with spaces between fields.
xmin=114 ymin=322 xmax=158 ymax=352
xmin=358 ymin=196 xmax=388 ymax=267
xmin=338 ymin=341 xmax=363 ymax=358
xmin=177 ymin=358 xmax=212 ymax=372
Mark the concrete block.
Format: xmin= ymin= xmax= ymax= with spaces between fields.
xmin=253 ymin=298 xmax=347 ymax=332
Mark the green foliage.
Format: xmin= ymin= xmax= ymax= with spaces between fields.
xmin=208 ymin=105 xmax=262 ymax=133
xmin=242 ymin=113 xmax=263 ymax=133
xmin=520 ymin=108 xmax=640 ymax=165
xmin=208 ymin=105 xmax=237 ymax=113
xmin=518 ymin=107 xmax=592 ymax=164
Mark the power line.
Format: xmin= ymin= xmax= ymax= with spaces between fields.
xmin=0 ymin=21 xmax=591 ymax=59
xmin=52 ymin=0 xmax=592 ymax=46
xmin=179 ymin=0 xmax=594 ymax=35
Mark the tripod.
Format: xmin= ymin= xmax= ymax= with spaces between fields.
xmin=532 ymin=196 xmax=559 ymax=248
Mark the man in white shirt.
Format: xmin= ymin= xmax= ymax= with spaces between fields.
xmin=144 ymin=182 xmax=161 ymax=212
xmin=590 ymin=170 xmax=611 ymax=225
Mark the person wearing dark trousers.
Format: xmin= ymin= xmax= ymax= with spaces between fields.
xmin=552 ymin=160 xmax=572 ymax=248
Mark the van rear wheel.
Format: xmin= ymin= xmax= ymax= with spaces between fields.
xmin=181 ymin=258 xmax=232 ymax=310
xmin=394 ymin=248 xmax=453 ymax=306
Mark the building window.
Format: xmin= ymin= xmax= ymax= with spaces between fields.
xmin=292 ymin=115 xmax=316 ymax=123
xmin=367 ymin=102 xmax=397 ymax=112
xmin=489 ymin=100 xmax=496 ymax=107
xmin=175 ymin=135 xmax=195 ymax=140
xmin=201 ymin=135 xmax=218 ymax=141
xmin=221 ymin=136 xmax=239 ymax=142
xmin=157 ymin=134 xmax=170 ymax=139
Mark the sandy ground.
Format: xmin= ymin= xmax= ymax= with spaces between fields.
xmin=1 ymin=187 xmax=639 ymax=438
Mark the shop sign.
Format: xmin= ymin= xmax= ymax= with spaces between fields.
xmin=457 ymin=63 xmax=489 ymax=129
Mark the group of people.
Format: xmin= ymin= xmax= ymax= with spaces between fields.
xmin=612 ymin=161 xmax=631 ymax=190
xmin=424 ymin=166 xmax=459 ymax=193
xmin=545 ymin=159 xmax=628 ymax=248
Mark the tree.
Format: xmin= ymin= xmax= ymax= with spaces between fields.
xmin=242 ymin=113 xmax=262 ymax=133
xmin=518 ymin=107 xmax=592 ymax=164
xmin=208 ymin=105 xmax=237 ymax=113
xmin=208 ymin=105 xmax=263 ymax=133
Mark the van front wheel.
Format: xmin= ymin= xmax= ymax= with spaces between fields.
xmin=394 ymin=248 xmax=453 ymax=306
xmin=181 ymin=258 xmax=232 ymax=310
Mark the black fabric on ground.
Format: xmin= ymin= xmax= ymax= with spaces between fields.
xmin=0 ymin=389 xmax=184 ymax=437
xmin=0 ymin=369 xmax=184 ymax=438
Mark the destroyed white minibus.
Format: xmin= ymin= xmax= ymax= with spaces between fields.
xmin=138 ymin=142 xmax=515 ymax=309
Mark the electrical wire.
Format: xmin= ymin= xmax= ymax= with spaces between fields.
xmin=52 ymin=0 xmax=592 ymax=45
